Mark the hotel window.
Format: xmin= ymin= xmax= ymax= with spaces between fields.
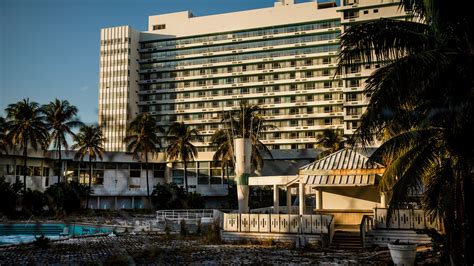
xmin=347 ymin=79 xmax=360 ymax=87
xmin=344 ymin=10 xmax=359 ymax=19
xmin=306 ymin=107 xmax=314 ymax=114
xmin=305 ymin=59 xmax=312 ymax=66
xmin=306 ymin=95 xmax=314 ymax=101
xmin=273 ymin=85 xmax=280 ymax=92
xmin=274 ymin=97 xmax=281 ymax=104
xmin=257 ymin=63 xmax=265 ymax=70
xmin=324 ymin=81 xmax=331 ymax=88
xmin=322 ymin=69 xmax=330 ymax=76
xmin=153 ymin=164 xmax=166 ymax=178
xmin=324 ymin=94 xmax=332 ymax=100
xmin=153 ymin=24 xmax=166 ymax=30
xmin=324 ymin=118 xmax=332 ymax=125
xmin=307 ymin=119 xmax=314 ymax=126
xmin=290 ymin=84 xmax=297 ymax=91
xmin=347 ymin=93 xmax=358 ymax=101
xmin=290 ymin=60 xmax=296 ymax=67
xmin=290 ymin=120 xmax=298 ymax=126
xmin=323 ymin=57 xmax=331 ymax=64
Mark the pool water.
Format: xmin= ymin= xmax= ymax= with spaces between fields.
xmin=0 ymin=223 xmax=114 ymax=245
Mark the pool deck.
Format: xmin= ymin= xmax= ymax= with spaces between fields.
xmin=0 ymin=233 xmax=439 ymax=265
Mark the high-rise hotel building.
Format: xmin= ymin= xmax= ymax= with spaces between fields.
xmin=99 ymin=0 xmax=411 ymax=152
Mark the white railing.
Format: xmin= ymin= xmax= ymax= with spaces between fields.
xmin=374 ymin=208 xmax=439 ymax=230
xmin=223 ymin=213 xmax=334 ymax=235
xmin=156 ymin=209 xmax=215 ymax=223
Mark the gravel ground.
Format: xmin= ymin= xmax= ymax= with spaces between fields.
xmin=0 ymin=234 xmax=433 ymax=265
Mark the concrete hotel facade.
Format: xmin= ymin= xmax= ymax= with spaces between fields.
xmin=99 ymin=0 xmax=412 ymax=152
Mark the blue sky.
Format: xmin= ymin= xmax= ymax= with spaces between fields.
xmin=0 ymin=0 xmax=333 ymax=124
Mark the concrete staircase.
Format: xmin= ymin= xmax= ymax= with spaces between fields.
xmin=329 ymin=231 xmax=361 ymax=250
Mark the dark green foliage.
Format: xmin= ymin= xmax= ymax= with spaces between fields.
xmin=338 ymin=1 xmax=474 ymax=263
xmin=186 ymin=192 xmax=205 ymax=209
xmin=33 ymin=235 xmax=51 ymax=249
xmin=0 ymin=177 xmax=19 ymax=215
xmin=151 ymin=183 xmax=205 ymax=209
xmin=44 ymin=181 xmax=90 ymax=214
xmin=22 ymin=189 xmax=48 ymax=215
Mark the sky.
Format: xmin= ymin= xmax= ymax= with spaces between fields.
xmin=0 ymin=0 xmax=334 ymax=124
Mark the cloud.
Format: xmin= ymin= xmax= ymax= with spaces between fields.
xmin=80 ymin=86 xmax=89 ymax=92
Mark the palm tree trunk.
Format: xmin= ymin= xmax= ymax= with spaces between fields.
xmin=184 ymin=159 xmax=188 ymax=194
xmin=145 ymin=150 xmax=150 ymax=208
xmin=226 ymin=162 xmax=230 ymax=193
xmin=23 ymin=138 xmax=27 ymax=193
xmin=86 ymin=156 xmax=92 ymax=209
xmin=57 ymin=141 xmax=62 ymax=184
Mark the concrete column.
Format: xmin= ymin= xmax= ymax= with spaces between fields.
xmin=273 ymin=184 xmax=279 ymax=214
xmin=234 ymin=138 xmax=251 ymax=213
xmin=96 ymin=197 xmax=100 ymax=209
xmin=316 ymin=188 xmax=323 ymax=210
xmin=380 ymin=192 xmax=387 ymax=208
xmin=131 ymin=196 xmax=135 ymax=209
xmin=286 ymin=187 xmax=292 ymax=214
xmin=299 ymin=181 xmax=305 ymax=215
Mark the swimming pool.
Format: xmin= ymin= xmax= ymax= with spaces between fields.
xmin=0 ymin=223 xmax=114 ymax=245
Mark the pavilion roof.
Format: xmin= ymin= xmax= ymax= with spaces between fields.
xmin=298 ymin=148 xmax=385 ymax=187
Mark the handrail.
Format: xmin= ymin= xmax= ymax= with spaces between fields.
xmin=156 ymin=209 xmax=214 ymax=222
xmin=360 ymin=214 xmax=374 ymax=248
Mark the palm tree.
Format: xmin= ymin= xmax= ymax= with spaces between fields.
xmin=124 ymin=114 xmax=163 ymax=205
xmin=218 ymin=102 xmax=274 ymax=171
xmin=42 ymin=99 xmax=83 ymax=184
xmin=338 ymin=1 xmax=473 ymax=263
xmin=166 ymin=122 xmax=202 ymax=193
xmin=315 ymin=129 xmax=345 ymax=159
xmin=5 ymin=99 xmax=49 ymax=192
xmin=72 ymin=125 xmax=105 ymax=209
xmin=0 ymin=116 xmax=9 ymax=155
xmin=210 ymin=129 xmax=234 ymax=191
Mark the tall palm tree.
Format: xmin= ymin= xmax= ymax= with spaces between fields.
xmin=315 ymin=129 xmax=345 ymax=159
xmin=5 ymin=99 xmax=49 ymax=192
xmin=0 ymin=116 xmax=9 ymax=155
xmin=72 ymin=125 xmax=105 ymax=209
xmin=338 ymin=1 xmax=473 ymax=263
xmin=210 ymin=129 xmax=234 ymax=190
xmin=166 ymin=122 xmax=202 ymax=193
xmin=42 ymin=99 xmax=83 ymax=184
xmin=220 ymin=102 xmax=274 ymax=171
xmin=124 ymin=114 xmax=163 ymax=204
